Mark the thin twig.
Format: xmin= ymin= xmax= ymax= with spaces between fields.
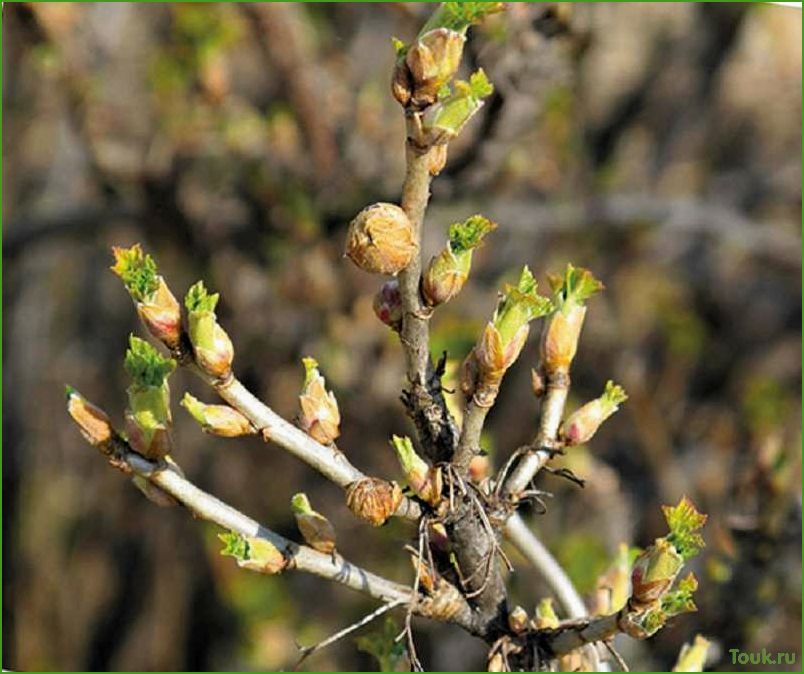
xmin=296 ymin=599 xmax=405 ymax=666
xmin=185 ymin=363 xmax=423 ymax=522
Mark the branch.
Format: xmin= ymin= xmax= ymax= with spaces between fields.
xmin=502 ymin=372 xmax=570 ymax=498
xmin=180 ymin=355 xmax=422 ymax=522
xmin=111 ymin=436 xmax=414 ymax=606
xmin=397 ymin=143 xmax=459 ymax=463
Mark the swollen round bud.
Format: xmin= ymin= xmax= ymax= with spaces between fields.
xmin=345 ymin=477 xmax=403 ymax=527
xmin=373 ymin=279 xmax=404 ymax=331
xmin=468 ymin=453 xmax=490 ymax=484
xmin=345 ymin=203 xmax=416 ymax=276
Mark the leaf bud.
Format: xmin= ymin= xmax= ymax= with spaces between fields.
xmin=111 ymin=245 xmax=182 ymax=349
xmin=540 ymin=264 xmax=603 ymax=376
xmin=373 ymin=279 xmax=404 ymax=331
xmin=391 ymin=435 xmax=442 ymax=506
xmin=66 ymin=386 xmax=114 ymax=449
xmin=630 ymin=538 xmax=684 ymax=609
xmin=123 ymin=335 xmax=176 ymax=461
xmin=291 ymin=492 xmax=337 ymax=555
xmin=185 ymin=281 xmax=234 ymax=379
xmin=181 ymin=393 xmax=255 ymax=438
xmin=561 ymin=380 xmax=627 ymax=446
xmin=406 ymin=28 xmax=465 ymax=107
xmin=219 ymin=531 xmax=287 ymax=575
xmin=422 ymin=215 xmax=496 ymax=307
xmin=298 ymin=357 xmax=341 ymax=445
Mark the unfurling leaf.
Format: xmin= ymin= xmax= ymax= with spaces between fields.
xmin=663 ymin=496 xmax=707 ymax=560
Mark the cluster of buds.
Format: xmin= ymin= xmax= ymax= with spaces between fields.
xmin=345 ymin=477 xmax=403 ymax=527
xmin=297 ymin=357 xmax=340 ymax=445
xmin=461 ymin=267 xmax=553 ymax=407
xmin=392 ymin=28 xmax=465 ymax=108
xmin=185 ymin=281 xmax=234 ymax=379
xmin=423 ymin=214 xmax=496 ymax=307
xmin=66 ymin=386 xmax=114 ymax=451
xmin=372 ymin=279 xmax=404 ymax=332
xmin=345 ymin=202 xmax=416 ymax=276
xmin=421 ymin=69 xmax=494 ymax=144
xmin=291 ymin=492 xmax=337 ymax=556
xmin=391 ymin=435 xmax=442 ymax=507
xmin=123 ymin=335 xmax=176 ymax=461
xmin=111 ymin=244 xmax=182 ymax=350
xmin=561 ymin=380 xmax=628 ymax=446
xmin=218 ymin=531 xmax=287 ymax=575
xmin=539 ymin=264 xmax=603 ymax=378
xmin=181 ymin=393 xmax=254 ymax=438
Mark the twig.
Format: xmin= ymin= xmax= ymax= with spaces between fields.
xmin=603 ymin=639 xmax=629 ymax=672
xmin=453 ymin=398 xmax=491 ymax=473
xmin=502 ymin=375 xmax=570 ymax=499
xmin=184 ymin=362 xmax=422 ymax=522
xmin=119 ymin=441 xmax=414 ymax=605
xmin=296 ymin=599 xmax=405 ymax=666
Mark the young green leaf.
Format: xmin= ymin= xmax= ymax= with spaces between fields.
xmin=124 ymin=335 xmax=176 ymax=388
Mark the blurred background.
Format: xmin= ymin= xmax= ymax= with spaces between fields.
xmin=3 ymin=3 xmax=801 ymax=671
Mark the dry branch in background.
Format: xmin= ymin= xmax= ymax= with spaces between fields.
xmin=66 ymin=4 xmax=711 ymax=671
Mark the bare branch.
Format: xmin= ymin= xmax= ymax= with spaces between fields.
xmin=502 ymin=372 xmax=570 ymax=498
xmin=182 ymin=360 xmax=422 ymax=522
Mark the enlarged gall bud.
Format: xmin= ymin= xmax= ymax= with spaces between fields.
xmin=291 ymin=492 xmax=337 ymax=555
xmin=406 ymin=28 xmax=465 ymax=107
xmin=391 ymin=435 xmax=442 ymax=506
xmin=111 ymin=245 xmax=182 ymax=349
xmin=345 ymin=203 xmax=416 ymax=276
xmin=630 ymin=538 xmax=684 ymax=609
xmin=373 ymin=279 xmax=404 ymax=331
xmin=181 ymin=393 xmax=254 ymax=438
xmin=345 ymin=477 xmax=403 ymax=527
xmin=298 ymin=357 xmax=341 ymax=445
xmin=219 ymin=531 xmax=287 ymax=575
xmin=423 ymin=215 xmax=496 ymax=307
xmin=66 ymin=387 xmax=114 ymax=449
xmin=540 ymin=264 xmax=603 ymax=376
xmin=561 ymin=380 xmax=627 ymax=446
xmin=123 ymin=335 xmax=176 ymax=461
xmin=487 ymin=653 xmax=505 ymax=672
xmin=185 ymin=281 xmax=234 ymax=379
